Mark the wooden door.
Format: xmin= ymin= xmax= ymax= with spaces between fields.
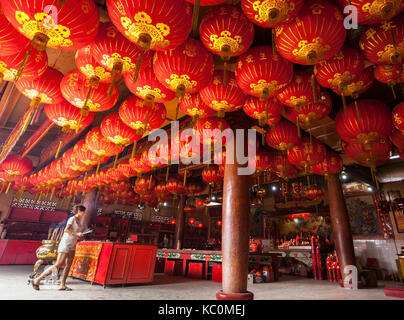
xmin=105 ymin=244 xmax=132 ymax=284
xmin=126 ymin=245 xmax=156 ymax=284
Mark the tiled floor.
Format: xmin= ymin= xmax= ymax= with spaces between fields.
xmin=0 ymin=265 xmax=402 ymax=300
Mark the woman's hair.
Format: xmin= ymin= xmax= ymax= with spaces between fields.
xmin=73 ymin=205 xmax=86 ymax=213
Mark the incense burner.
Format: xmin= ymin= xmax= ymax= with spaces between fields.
xmin=29 ymin=240 xmax=59 ymax=279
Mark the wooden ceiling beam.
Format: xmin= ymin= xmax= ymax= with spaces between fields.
xmin=0 ymin=83 xmax=22 ymax=127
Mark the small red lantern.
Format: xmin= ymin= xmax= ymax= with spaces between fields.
xmin=305 ymin=185 xmax=324 ymax=200
xmin=287 ymin=137 xmax=326 ymax=172
xmin=189 ymin=218 xmax=196 ymax=225
xmin=1 ymin=154 xmax=32 ymax=178
xmin=129 ymin=154 xmax=152 ymax=174
xmin=235 ymin=45 xmax=293 ymax=100
xmin=216 ymin=220 xmax=222 ymax=226
xmin=107 ymin=0 xmax=192 ymax=52
xmin=390 ymin=129 xmax=404 ymax=150
xmin=166 ymin=178 xmax=186 ymax=196
xmin=199 ymin=70 xmax=247 ymax=117
xmin=342 ymin=139 xmax=391 ymax=169
xmin=179 ymin=93 xmax=215 ymax=122
xmin=393 ymin=101 xmax=404 ymax=132
xmin=199 ymin=4 xmax=255 ymax=61
xmin=359 ymin=15 xmax=404 ymax=65
xmin=202 ymin=165 xmax=223 ymax=185
xmin=335 ymin=99 xmax=393 ymax=147
xmin=198 ymin=223 xmax=203 ymax=228
xmin=119 ymin=95 xmax=167 ymax=135
xmin=375 ymin=64 xmax=404 ymax=98
xmin=331 ymin=67 xmax=375 ymax=101
xmin=337 ymin=0 xmax=404 ymax=24
xmin=265 ymin=120 xmax=299 ymax=151
xmin=125 ymin=64 xmax=176 ymax=104
xmin=195 ymin=116 xmax=230 ymax=146
xmin=196 ymin=199 xmax=204 ymax=206
xmin=275 ymin=0 xmax=346 ymax=65
xmin=100 ymin=113 xmax=142 ymax=147
xmin=0 ymin=10 xmax=30 ymax=56
xmin=117 ymin=160 xmax=138 ymax=178
xmin=255 ymin=149 xmax=272 ymax=173
xmin=134 ymin=175 xmax=156 ymax=195
xmin=277 ymin=71 xmax=321 ymax=109
xmin=72 ymin=139 xmax=109 ymax=168
xmin=44 ymin=100 xmax=94 ymax=132
xmin=153 ymin=37 xmax=215 ymax=97
xmin=61 ymin=69 xmax=119 ymax=115
xmin=243 ymin=96 xmax=283 ymax=127
xmin=170 ymin=219 xmax=176 ymax=225
xmin=241 ymin=0 xmax=304 ymax=28
xmin=310 ymin=151 xmax=343 ymax=176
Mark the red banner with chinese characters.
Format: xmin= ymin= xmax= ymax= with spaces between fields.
xmin=69 ymin=242 xmax=103 ymax=282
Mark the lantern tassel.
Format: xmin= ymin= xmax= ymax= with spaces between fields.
xmin=191 ymin=0 xmax=200 ymax=38
xmin=108 ymin=61 xmax=123 ymax=98
xmin=133 ymin=54 xmax=143 ymax=83
xmin=390 ymin=84 xmax=397 ymax=100
xmin=113 ymin=153 xmax=118 ymax=169
xmin=96 ymin=160 xmax=101 ymax=176
xmin=83 ymin=172 xmax=87 ymax=186
xmin=354 ymin=100 xmax=361 ymax=122
xmin=311 ymin=74 xmax=318 ymax=103
xmin=297 ymin=118 xmax=301 ymax=138
xmin=307 ymin=175 xmax=311 ymax=187
xmin=272 ymin=29 xmax=277 ymax=55
xmin=131 ymin=141 xmax=137 ymax=159
xmin=83 ymin=86 xmax=92 ymax=112
xmin=166 ymin=165 xmax=170 ymax=182
xmin=49 ymin=187 xmax=55 ymax=201
xmin=5 ymin=182 xmax=11 ymax=194
xmin=14 ymin=47 xmax=33 ymax=81
xmin=183 ymin=169 xmax=187 ymax=187
xmin=0 ymin=183 xmax=5 ymax=194
xmin=223 ymin=62 xmax=228 ymax=86
xmin=342 ymin=94 xmax=348 ymax=115
xmin=149 ymin=174 xmax=153 ymax=189
xmin=55 ymin=140 xmax=63 ymax=159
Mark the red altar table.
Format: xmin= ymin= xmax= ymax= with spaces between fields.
xmin=69 ymin=241 xmax=156 ymax=287
xmin=156 ymin=249 xmax=279 ymax=281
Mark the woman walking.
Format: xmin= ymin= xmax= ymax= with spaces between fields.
xmin=32 ymin=205 xmax=86 ymax=291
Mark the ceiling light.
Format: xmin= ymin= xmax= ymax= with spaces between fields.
xmin=367 ymin=187 xmax=373 ymax=192
xmin=272 ymin=185 xmax=277 ymax=191
xmin=390 ymin=155 xmax=400 ymax=160
xmin=341 ymin=174 xmax=348 ymax=180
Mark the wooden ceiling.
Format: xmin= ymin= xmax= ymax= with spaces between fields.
xmin=0 ymin=2 xmax=403 ymax=184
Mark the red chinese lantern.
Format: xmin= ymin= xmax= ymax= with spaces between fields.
xmin=134 ymin=175 xmax=156 ymax=195
xmin=107 ymin=0 xmax=192 ymax=52
xmin=85 ymin=127 xmax=124 ymax=173
xmin=184 ymin=205 xmax=196 ymax=214
xmin=390 ymin=129 xmax=404 ymax=150
xmin=90 ymin=22 xmax=153 ymax=95
xmin=374 ymin=63 xmax=404 ymax=99
xmin=166 ymin=178 xmax=186 ymax=196
xmin=153 ymin=37 xmax=215 ymax=98
xmin=186 ymin=181 xmax=203 ymax=196
xmin=101 ymin=113 xmax=142 ymax=148
xmin=154 ymin=181 xmax=170 ymax=200
xmin=117 ymin=160 xmax=138 ymax=178
xmin=199 ymin=4 xmax=255 ymax=63
xmin=60 ymin=69 xmax=119 ymax=116
xmin=72 ymin=139 xmax=109 ymax=168
xmin=170 ymin=219 xmax=176 ymax=225
xmin=16 ymin=67 xmax=64 ymax=108
xmin=106 ymin=167 xmax=126 ymax=183
xmin=275 ymin=0 xmax=346 ymax=65
xmin=335 ymin=99 xmax=393 ymax=148
xmin=255 ymin=149 xmax=272 ymax=173
xmin=188 ymin=217 xmax=196 ymax=224
xmin=393 ymin=101 xmax=404 ymax=132
xmin=0 ymin=9 xmax=30 ymax=56
xmin=235 ymin=46 xmax=293 ymax=100
xmin=124 ymin=64 xmax=176 ymax=105
xmin=62 ymin=148 xmax=93 ymax=173
xmin=195 ymin=116 xmax=230 ymax=146
xmin=314 ymin=47 xmax=366 ymax=91
xmin=342 ymin=139 xmax=391 ymax=187
xmin=0 ymin=43 xmax=47 ymax=82
xmin=75 ymin=45 xmax=113 ymax=85
xmin=277 ymin=71 xmax=321 ymax=109
xmin=284 ymin=90 xmax=332 ymax=130
xmin=199 ymin=70 xmax=247 ymax=117
xmin=305 ymin=185 xmax=324 ymax=200
xmin=198 ymin=223 xmax=203 ymax=228
xmin=179 ymin=93 xmax=215 ymax=123
xmin=243 ymin=96 xmax=283 ymax=127
xmin=337 ymin=0 xmax=404 ymax=24
xmin=2 ymin=0 xmax=99 ymax=50
xmin=265 ymin=120 xmax=299 ymax=151
xmin=287 ymin=137 xmax=326 ymax=172
xmin=1 ymin=154 xmax=32 ymax=179
xmin=129 ymin=154 xmax=152 ymax=174
xmin=52 ymin=159 xmax=81 ymax=180
xmin=44 ymin=100 xmax=94 ymax=132
xmin=119 ymin=95 xmax=167 ymax=136
xmin=196 ymin=199 xmax=204 ymax=206
xmin=241 ymin=0 xmax=304 ymax=28
xmin=359 ymin=15 xmax=404 ymax=64
xmin=331 ymin=67 xmax=375 ymax=103
xmin=216 ymin=220 xmax=222 ymax=226
xmin=310 ymin=151 xmax=343 ymax=176
xmin=202 ymin=165 xmax=223 ymax=185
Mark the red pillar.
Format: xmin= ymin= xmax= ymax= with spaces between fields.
xmin=327 ymin=173 xmax=356 ymax=282
xmin=82 ymin=190 xmax=97 ymax=230
xmin=174 ymin=195 xmax=186 ymax=249
xmin=216 ymin=129 xmax=253 ymax=300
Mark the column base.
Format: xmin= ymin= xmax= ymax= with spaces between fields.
xmin=216 ymin=290 xmax=254 ymax=300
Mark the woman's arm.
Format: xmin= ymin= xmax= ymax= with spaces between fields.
xmin=64 ymin=224 xmax=83 ymax=237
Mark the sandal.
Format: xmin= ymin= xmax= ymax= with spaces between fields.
xmin=32 ymin=281 xmax=40 ymax=291
xmin=58 ymin=286 xmax=72 ymax=291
